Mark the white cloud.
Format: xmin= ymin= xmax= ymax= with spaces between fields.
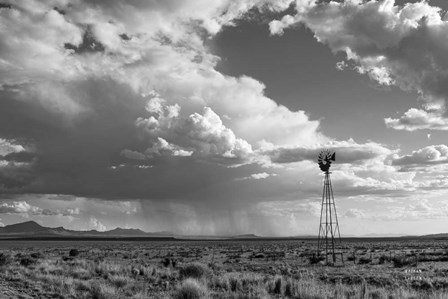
xmin=270 ymin=0 xmax=448 ymax=130
xmin=145 ymin=138 xmax=193 ymax=158
xmin=269 ymin=14 xmax=296 ymax=35
xmin=392 ymin=144 xmax=448 ymax=166
xmin=0 ymin=201 xmax=37 ymax=214
xmin=0 ymin=138 xmax=25 ymax=156
xmin=89 ymin=217 xmax=106 ymax=232
xmin=63 ymin=208 xmax=80 ymax=216
xmin=236 ymin=172 xmax=276 ymax=181
xmin=0 ymin=201 xmax=57 ymax=216
xmin=136 ymin=104 xmax=253 ymax=161
xmin=385 ymin=108 xmax=448 ymax=131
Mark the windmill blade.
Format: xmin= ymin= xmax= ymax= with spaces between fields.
xmin=330 ymin=152 xmax=335 ymax=161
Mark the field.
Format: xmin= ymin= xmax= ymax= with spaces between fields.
xmin=0 ymin=239 xmax=448 ymax=298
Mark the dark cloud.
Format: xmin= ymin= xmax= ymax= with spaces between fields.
xmin=266 ymin=141 xmax=391 ymax=164
xmin=1 ymin=151 xmax=35 ymax=163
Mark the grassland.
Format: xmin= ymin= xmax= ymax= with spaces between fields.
xmin=0 ymin=239 xmax=448 ymax=298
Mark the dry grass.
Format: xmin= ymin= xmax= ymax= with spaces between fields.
xmin=0 ymin=239 xmax=448 ymax=298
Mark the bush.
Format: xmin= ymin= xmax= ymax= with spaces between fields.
xmin=30 ymin=252 xmax=44 ymax=259
xmin=179 ymin=263 xmax=209 ymax=280
xmin=90 ymin=283 xmax=117 ymax=299
xmin=284 ymin=279 xmax=295 ymax=297
xmin=273 ymin=276 xmax=282 ymax=294
xmin=392 ymin=256 xmax=414 ymax=268
xmin=358 ymin=257 xmax=372 ymax=265
xmin=308 ymin=255 xmax=325 ymax=264
xmin=173 ymin=278 xmax=208 ymax=299
xmin=0 ymin=253 xmax=11 ymax=267
xmin=228 ymin=276 xmax=240 ymax=292
xmin=69 ymin=249 xmax=80 ymax=257
xmin=161 ymin=257 xmax=177 ymax=267
xmin=108 ymin=274 xmax=129 ymax=289
xmin=20 ymin=256 xmax=36 ymax=267
xmin=378 ymin=255 xmax=390 ymax=264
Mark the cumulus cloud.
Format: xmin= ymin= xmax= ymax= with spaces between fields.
xmin=270 ymin=0 xmax=448 ymax=130
xmin=0 ymin=0 xmax=327 ymax=200
xmin=269 ymin=14 xmax=296 ymax=35
xmin=135 ymin=103 xmax=252 ymax=161
xmin=392 ymin=144 xmax=448 ymax=166
xmin=89 ymin=217 xmax=106 ymax=232
xmin=385 ymin=108 xmax=448 ymax=131
xmin=0 ymin=201 xmax=58 ymax=216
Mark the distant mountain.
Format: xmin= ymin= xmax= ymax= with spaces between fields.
xmin=2 ymin=221 xmax=446 ymax=240
xmin=231 ymin=234 xmax=259 ymax=239
xmin=361 ymin=233 xmax=414 ymax=238
xmin=419 ymin=233 xmax=448 ymax=239
xmin=103 ymin=228 xmax=147 ymax=236
xmin=0 ymin=221 xmax=46 ymax=233
xmin=0 ymin=221 xmax=174 ymax=239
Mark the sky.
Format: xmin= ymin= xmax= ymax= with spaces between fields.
xmin=1 ymin=0 xmax=448 ymax=236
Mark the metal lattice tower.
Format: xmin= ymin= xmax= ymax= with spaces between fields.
xmin=317 ymin=150 xmax=342 ymax=264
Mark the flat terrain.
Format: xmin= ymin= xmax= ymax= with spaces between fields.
xmin=0 ymin=239 xmax=448 ymax=298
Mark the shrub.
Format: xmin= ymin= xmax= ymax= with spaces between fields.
xmin=360 ymin=281 xmax=368 ymax=299
xmin=162 ymin=257 xmax=177 ymax=267
xmin=69 ymin=249 xmax=80 ymax=257
xmin=273 ymin=276 xmax=282 ymax=294
xmin=410 ymin=279 xmax=434 ymax=291
xmin=30 ymin=252 xmax=44 ymax=259
xmin=20 ymin=256 xmax=36 ymax=267
xmin=179 ymin=263 xmax=209 ymax=280
xmin=358 ymin=257 xmax=372 ymax=265
xmin=308 ymin=255 xmax=325 ymax=264
xmin=0 ymin=253 xmax=11 ymax=267
xmin=90 ymin=282 xmax=117 ymax=299
xmin=378 ymin=255 xmax=390 ymax=264
xmin=284 ymin=278 xmax=295 ymax=297
xmin=173 ymin=278 xmax=208 ymax=299
xmin=108 ymin=274 xmax=129 ymax=289
xmin=392 ymin=256 xmax=414 ymax=268
xmin=228 ymin=276 xmax=240 ymax=292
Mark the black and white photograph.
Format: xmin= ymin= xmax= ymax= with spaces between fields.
xmin=1 ymin=0 xmax=448 ymax=298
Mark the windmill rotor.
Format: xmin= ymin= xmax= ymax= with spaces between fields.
xmin=317 ymin=149 xmax=335 ymax=172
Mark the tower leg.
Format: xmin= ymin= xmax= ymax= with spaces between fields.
xmin=317 ymin=171 xmax=341 ymax=265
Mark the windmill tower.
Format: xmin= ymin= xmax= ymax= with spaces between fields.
xmin=317 ymin=150 xmax=342 ymax=264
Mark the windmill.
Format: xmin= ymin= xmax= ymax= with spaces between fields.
xmin=317 ymin=150 xmax=342 ymax=264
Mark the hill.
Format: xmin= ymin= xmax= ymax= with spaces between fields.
xmin=0 ymin=221 xmax=173 ymax=239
